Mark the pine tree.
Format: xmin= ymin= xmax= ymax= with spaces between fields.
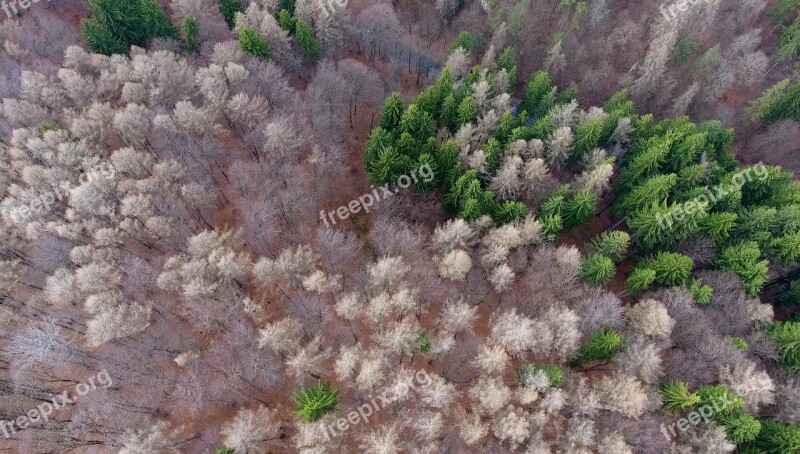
xmin=625 ymin=267 xmax=656 ymax=295
xmin=581 ymin=254 xmax=615 ymax=286
xmin=568 ymin=329 xmax=622 ymax=367
xmin=521 ymin=71 xmax=556 ymax=118
xmin=183 ymin=16 xmax=198 ymax=52
xmin=140 ymin=0 xmax=179 ymax=39
xmin=715 ymin=413 xmax=761 ymax=445
xmin=293 ymin=381 xmax=339 ymax=422
xmin=746 ymin=419 xmax=800 ymax=453
xmin=379 ymin=94 xmax=405 ymax=132
xmin=563 ymin=190 xmax=597 ymax=228
xmin=765 ymin=322 xmax=800 ymax=372
xmin=638 ymin=252 xmax=693 ymax=287
xmin=295 ymin=19 xmax=321 ymax=60
xmin=457 ymin=96 xmax=478 ymax=127
xmin=81 ymin=18 xmax=130 ymax=55
xmin=400 ymin=104 xmax=435 ymax=142
xmin=612 ymin=173 xmax=677 ymax=218
xmin=440 ymin=94 xmax=460 ymax=132
xmin=770 ymin=231 xmax=800 ymax=265
xmin=540 ymin=214 xmax=563 ymax=243
xmin=686 ymin=278 xmax=713 ymax=306
xmin=569 ymin=118 xmax=603 ymax=165
xmin=451 ymin=31 xmax=473 ymax=52
xmin=716 ymin=241 xmax=769 ymax=296
xmin=275 ymin=9 xmax=295 ymax=33
xmin=778 ymin=16 xmax=800 ymax=60
xmin=493 ymin=201 xmax=528 ymax=225
xmin=239 ymin=27 xmax=272 ymax=61
xmin=660 ymin=381 xmax=701 ymax=412
xmin=219 ymin=0 xmax=244 ymax=29
xmin=586 ymin=230 xmax=630 ymax=262
xmin=698 ymin=212 xmax=737 ymax=244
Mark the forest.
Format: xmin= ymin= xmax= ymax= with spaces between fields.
xmin=0 ymin=0 xmax=800 ymax=452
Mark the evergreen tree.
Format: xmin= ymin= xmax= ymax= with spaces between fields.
xmin=612 ymin=173 xmax=677 ymax=218
xmin=625 ymin=267 xmax=656 ymax=295
xmin=140 ymin=0 xmax=179 ymax=39
xmin=521 ymin=71 xmax=556 ymax=118
xmin=293 ymin=381 xmax=339 ymax=422
xmin=698 ymin=212 xmax=737 ymax=244
xmin=295 ymin=19 xmax=321 ymax=59
xmin=660 ymin=381 xmax=701 ymax=413
xmin=82 ymin=0 xmax=178 ymax=55
xmin=379 ymin=94 xmax=405 ymax=132
xmin=493 ymin=201 xmax=528 ymax=225
xmin=586 ymin=230 xmax=630 ymax=262
xmin=686 ymin=278 xmax=713 ymax=306
xmin=440 ymin=94 xmax=460 ymax=132
xmin=715 ymin=413 xmax=761 ymax=445
xmin=183 ymin=16 xmax=199 ymax=52
xmin=276 ymin=9 xmax=296 ymax=33
xmin=569 ymin=118 xmax=603 ymax=165
xmin=614 ymin=135 xmax=671 ymax=192
xmin=749 ymin=79 xmax=800 ymax=125
xmin=770 ymin=231 xmax=800 ymax=265
xmin=457 ymin=96 xmax=478 ymax=126
xmin=540 ymin=214 xmax=563 ymax=243
xmin=745 ymin=419 xmax=800 ymax=454
xmin=81 ymin=18 xmax=129 ymax=55
xmin=716 ymin=241 xmax=769 ymax=296
xmin=765 ymin=321 xmax=800 ymax=372
xmin=779 ymin=16 xmax=800 ymax=60
xmin=581 ymin=254 xmax=616 ymax=286
xmin=695 ymin=385 xmax=745 ymax=415
xmin=568 ymin=329 xmax=623 ymax=367
xmin=239 ymin=27 xmax=271 ymax=60
xmin=437 ymin=140 xmax=459 ymax=172
xmin=628 ymin=200 xmax=707 ymax=251
xmin=219 ymin=0 xmax=244 ymax=29
xmin=400 ymin=104 xmax=435 ymax=142
xmin=563 ymin=190 xmax=597 ymax=228
xmin=638 ymin=252 xmax=693 ymax=287
xmin=451 ymin=31 xmax=473 ymax=52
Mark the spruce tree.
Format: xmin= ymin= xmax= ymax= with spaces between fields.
xmin=587 ymin=230 xmax=630 ymax=262
xmin=716 ymin=241 xmax=769 ymax=296
xmin=638 ymin=252 xmax=693 ymax=287
xmin=239 ymin=27 xmax=271 ymax=60
xmin=581 ymin=254 xmax=616 ymax=286
xmin=295 ymin=19 xmax=321 ymax=60
xmin=379 ymin=94 xmax=404 ymax=132
xmin=219 ymin=0 xmax=244 ymax=29
xmin=521 ymin=71 xmax=556 ymax=118
xmin=140 ymin=0 xmax=179 ymax=39
xmin=183 ymin=16 xmax=199 ymax=52
xmin=765 ymin=321 xmax=800 ymax=372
